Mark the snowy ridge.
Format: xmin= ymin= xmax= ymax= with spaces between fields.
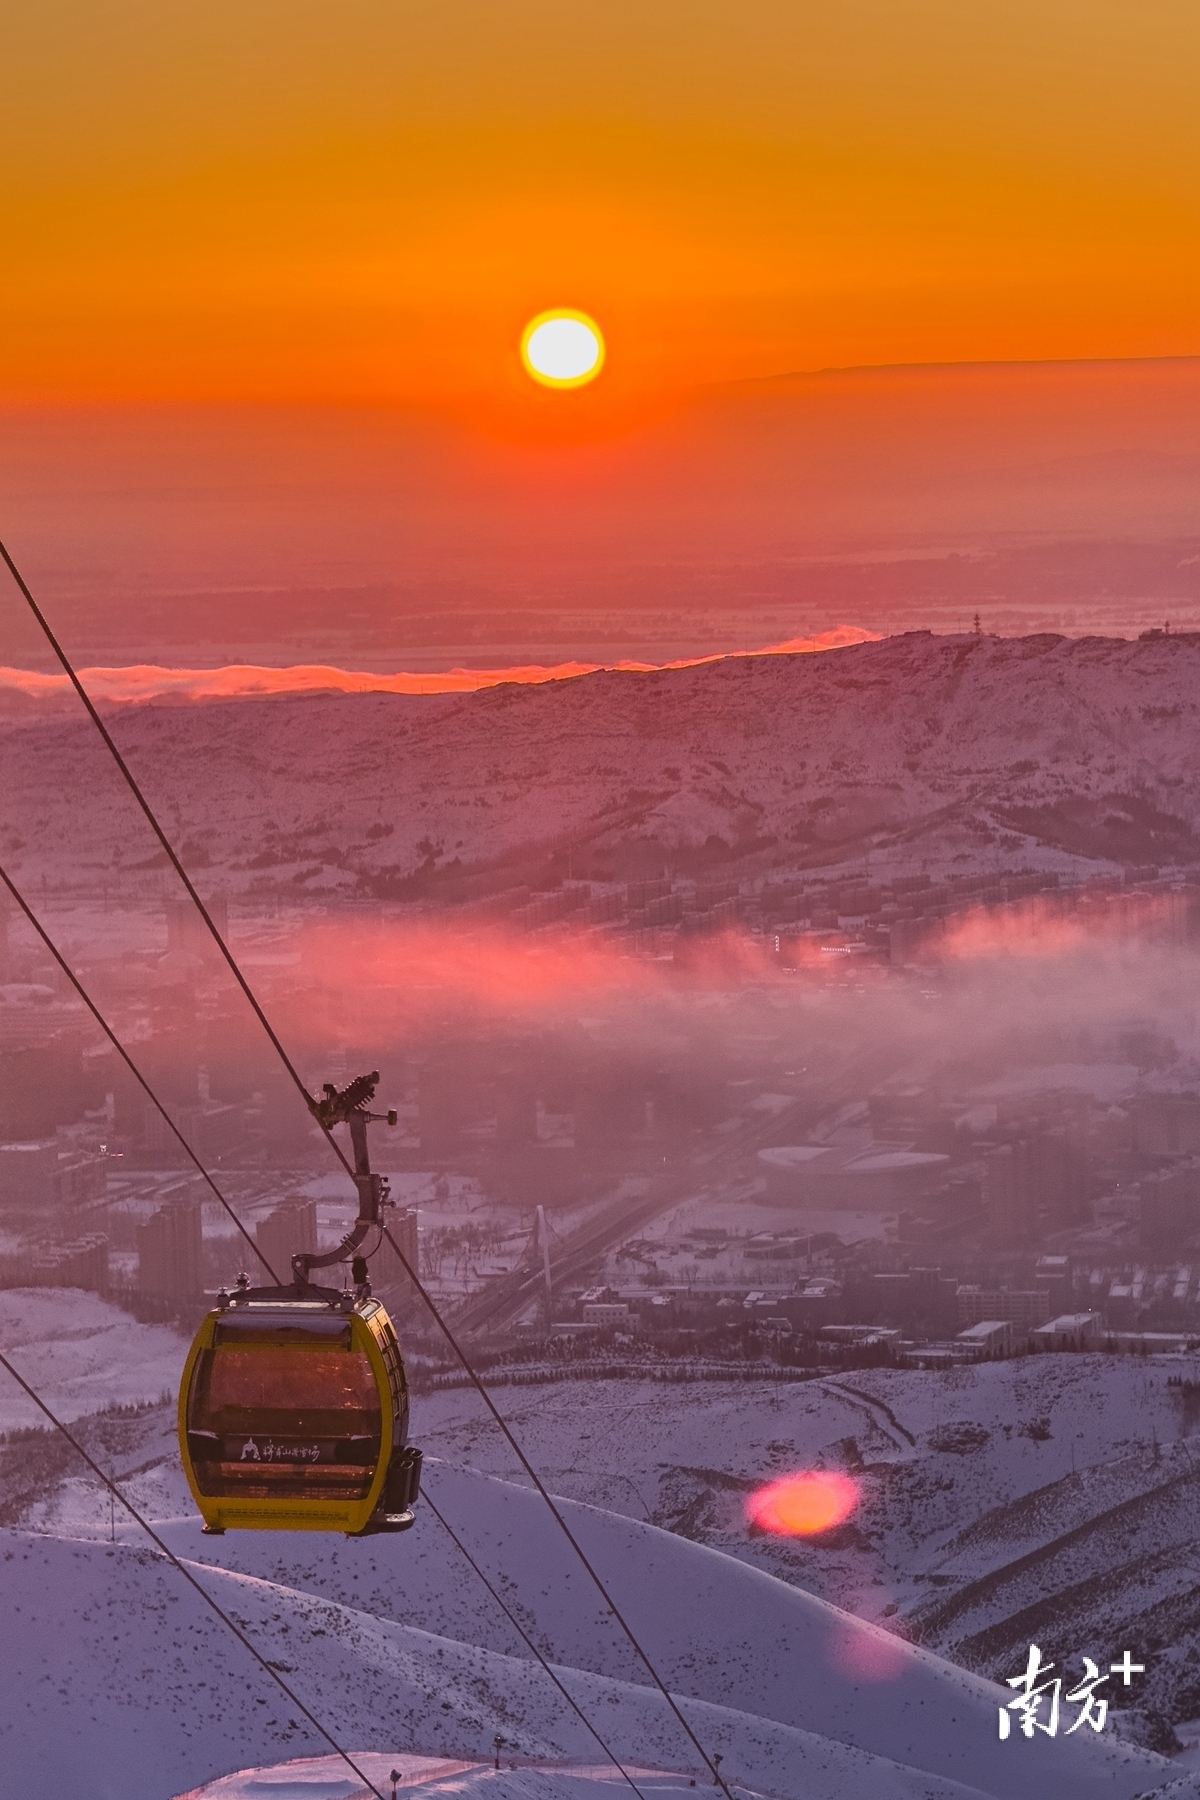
xmin=173 ymin=1759 xmax=717 ymax=1800
xmin=6 ymin=1305 xmax=1200 ymax=1797
xmin=6 ymin=630 xmax=1200 ymax=894
xmin=6 ymin=1316 xmax=1200 ymax=1796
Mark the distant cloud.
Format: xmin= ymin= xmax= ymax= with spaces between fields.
xmin=0 ymin=626 xmax=878 ymax=707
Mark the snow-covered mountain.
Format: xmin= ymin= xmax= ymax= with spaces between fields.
xmin=6 ymin=1291 xmax=1200 ymax=1800
xmin=5 ymin=631 xmax=1200 ymax=901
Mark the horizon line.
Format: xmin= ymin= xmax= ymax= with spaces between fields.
xmin=2 ymin=352 xmax=1198 ymax=417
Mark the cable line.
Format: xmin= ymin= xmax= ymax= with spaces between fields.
xmin=0 ymin=535 xmax=317 ymax=1123
xmin=382 ymin=1217 xmax=731 ymax=1792
xmin=2 ymin=880 xmax=662 ymax=1795
xmin=1 ymin=534 xmax=734 ymax=1797
xmin=0 ymin=859 xmax=281 ymax=1286
xmin=0 ymin=1346 xmax=387 ymax=1800
xmin=423 ymin=1488 xmax=650 ymax=1800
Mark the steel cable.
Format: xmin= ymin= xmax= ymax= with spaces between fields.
xmin=0 ymin=859 xmax=281 ymax=1286
xmin=423 ymin=1487 xmax=651 ymax=1799
xmin=1 ymin=534 xmax=734 ymax=1798
xmin=0 ymin=874 xmax=665 ymax=1795
xmin=0 ymin=1347 xmax=387 ymax=1800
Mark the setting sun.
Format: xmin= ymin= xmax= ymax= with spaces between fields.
xmin=520 ymin=310 xmax=605 ymax=389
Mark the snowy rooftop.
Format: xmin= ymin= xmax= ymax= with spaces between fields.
xmin=756 ymin=1146 xmax=830 ymax=1169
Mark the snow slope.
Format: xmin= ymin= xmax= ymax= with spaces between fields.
xmin=0 ymin=1452 xmax=1174 ymax=1800
xmin=174 ymin=1753 xmax=481 ymax=1800
xmin=173 ymin=1759 xmax=706 ymax=1800
xmin=2 ymin=1526 xmax=1015 ymax=1800
xmin=187 ymin=1761 xmax=1200 ymax=1800
xmin=406 ymin=1363 xmax=1200 ymax=1732
xmin=6 ymin=1331 xmax=1200 ymax=1798
xmin=191 ymin=1754 xmax=1200 ymax=1800
xmin=0 ymin=1288 xmax=187 ymax=1433
xmin=6 ymin=631 xmax=1200 ymax=897
xmin=409 ymin=1359 xmax=1195 ymax=1607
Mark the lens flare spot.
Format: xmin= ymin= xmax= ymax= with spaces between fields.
xmin=746 ymin=1469 xmax=860 ymax=1537
xmin=827 ymin=1621 xmax=908 ymax=1682
xmin=521 ymin=310 xmax=605 ymax=388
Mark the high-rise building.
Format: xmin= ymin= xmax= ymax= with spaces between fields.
xmin=984 ymin=1128 xmax=1090 ymax=1241
xmin=165 ymin=893 xmax=228 ymax=960
xmin=418 ymin=1058 xmax=468 ymax=1153
xmin=371 ymin=1206 xmax=420 ymax=1307
xmin=0 ymin=1140 xmax=105 ymax=1210
xmin=1133 ymin=1095 xmax=1200 ymax=1156
xmin=1032 ymin=1126 xmax=1091 ymax=1229
xmin=9 ymin=1233 xmax=110 ymax=1293
xmin=138 ymin=1198 xmax=203 ymax=1297
xmin=0 ymin=1037 xmax=89 ymax=1139
xmin=143 ymin=1101 xmax=246 ymax=1167
xmin=983 ymin=1142 xmax=1036 ymax=1243
xmin=494 ymin=1071 xmax=537 ymax=1146
xmin=1138 ymin=1163 xmax=1200 ymax=1249
xmin=255 ymin=1199 xmax=318 ymax=1283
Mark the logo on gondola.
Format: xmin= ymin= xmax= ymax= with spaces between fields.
xmin=236 ymin=1437 xmax=321 ymax=1463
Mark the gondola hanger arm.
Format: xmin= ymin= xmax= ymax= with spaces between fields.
xmin=292 ymin=1071 xmax=397 ymax=1288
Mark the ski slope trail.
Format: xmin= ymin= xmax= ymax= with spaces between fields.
xmin=4 ymin=1528 xmax=1009 ymax=1800
xmin=26 ymin=1453 xmax=1168 ymax=1800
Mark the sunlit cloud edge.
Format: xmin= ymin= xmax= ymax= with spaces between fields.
xmin=0 ymin=626 xmax=879 ymax=706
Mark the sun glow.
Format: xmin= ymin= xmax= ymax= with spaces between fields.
xmin=520 ymin=310 xmax=605 ymax=388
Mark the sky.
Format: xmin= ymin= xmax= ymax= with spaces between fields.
xmin=1 ymin=3 xmax=1199 ymax=658
xmin=4 ymin=1 xmax=1198 ymax=413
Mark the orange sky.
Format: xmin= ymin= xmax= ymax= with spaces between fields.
xmin=3 ymin=1 xmax=1198 ymax=413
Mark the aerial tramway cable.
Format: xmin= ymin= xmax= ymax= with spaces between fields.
xmin=0 ymin=878 xmax=653 ymax=1797
xmin=422 ymin=1489 xmax=650 ymax=1800
xmin=0 ymin=536 xmax=317 ymax=1120
xmin=0 ymin=859 xmax=282 ymax=1286
xmin=377 ymin=1214 xmax=733 ymax=1792
xmin=0 ymin=1347 xmax=389 ymax=1800
xmin=0 ymin=535 xmax=736 ymax=1798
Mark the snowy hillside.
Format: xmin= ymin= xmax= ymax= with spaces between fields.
xmin=0 ymin=1481 xmax=1170 ymax=1800
xmin=18 ymin=1524 xmax=1022 ymax=1800
xmin=0 ymin=1288 xmax=186 ymax=1434
xmin=412 ymin=1361 xmax=1200 ymax=1738
xmin=173 ymin=1756 xmax=1200 ymax=1800
xmin=10 ymin=1306 xmax=1200 ymax=1798
xmin=5 ymin=631 xmax=1200 ymax=898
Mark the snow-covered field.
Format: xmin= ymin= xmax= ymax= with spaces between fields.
xmin=6 ymin=1299 xmax=1200 ymax=1800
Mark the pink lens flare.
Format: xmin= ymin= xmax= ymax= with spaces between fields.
xmin=745 ymin=1469 xmax=861 ymax=1537
xmin=827 ymin=1620 xmax=909 ymax=1683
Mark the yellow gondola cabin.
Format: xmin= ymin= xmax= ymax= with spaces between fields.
xmin=178 ymin=1070 xmax=421 ymax=1535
